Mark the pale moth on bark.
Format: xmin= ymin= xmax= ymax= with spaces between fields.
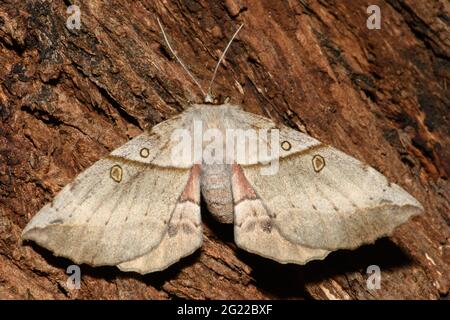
xmin=22 ymin=21 xmax=423 ymax=274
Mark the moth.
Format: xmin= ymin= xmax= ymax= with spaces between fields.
xmin=22 ymin=20 xmax=423 ymax=274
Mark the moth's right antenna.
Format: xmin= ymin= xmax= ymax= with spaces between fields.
xmin=205 ymin=23 xmax=244 ymax=103
xmin=157 ymin=18 xmax=207 ymax=97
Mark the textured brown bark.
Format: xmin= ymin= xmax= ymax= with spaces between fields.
xmin=0 ymin=0 xmax=448 ymax=300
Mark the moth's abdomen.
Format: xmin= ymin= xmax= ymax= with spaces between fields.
xmin=200 ymin=164 xmax=234 ymax=223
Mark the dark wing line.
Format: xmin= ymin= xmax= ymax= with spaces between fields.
xmin=106 ymin=155 xmax=189 ymax=171
xmin=239 ymin=144 xmax=327 ymax=168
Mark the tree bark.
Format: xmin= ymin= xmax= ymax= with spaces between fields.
xmin=0 ymin=0 xmax=448 ymax=299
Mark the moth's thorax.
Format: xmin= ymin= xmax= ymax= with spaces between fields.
xmin=188 ymin=103 xmax=242 ymax=120
xmin=186 ymin=103 xmax=246 ymax=133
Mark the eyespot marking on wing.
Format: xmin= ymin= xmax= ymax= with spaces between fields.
xmin=110 ymin=165 xmax=123 ymax=182
xmin=140 ymin=148 xmax=150 ymax=158
xmin=281 ymin=140 xmax=292 ymax=151
xmin=312 ymin=155 xmax=325 ymax=172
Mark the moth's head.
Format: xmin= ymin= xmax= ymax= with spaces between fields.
xmin=191 ymin=97 xmax=241 ymax=110
xmin=203 ymin=95 xmax=231 ymax=105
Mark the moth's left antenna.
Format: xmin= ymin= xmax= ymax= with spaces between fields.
xmin=157 ymin=18 xmax=207 ymax=97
